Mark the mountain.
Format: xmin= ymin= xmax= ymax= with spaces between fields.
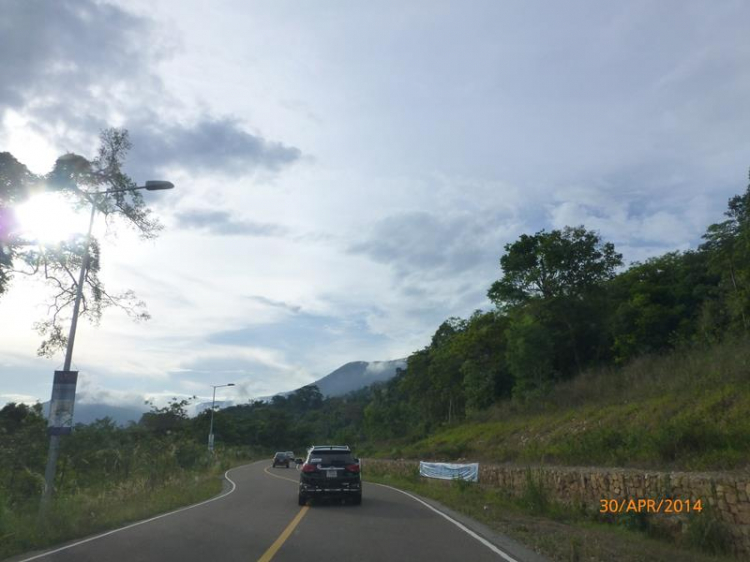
xmin=43 ymin=400 xmax=147 ymax=426
xmin=252 ymin=358 xmax=407 ymax=402
xmin=308 ymin=358 xmax=407 ymax=397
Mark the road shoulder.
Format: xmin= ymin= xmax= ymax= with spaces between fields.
xmin=368 ymin=481 xmax=551 ymax=562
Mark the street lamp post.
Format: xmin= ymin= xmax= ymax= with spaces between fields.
xmin=40 ymin=181 xmax=174 ymax=511
xmin=208 ymin=383 xmax=235 ymax=452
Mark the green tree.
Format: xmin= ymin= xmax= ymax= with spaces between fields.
xmin=458 ymin=311 xmax=512 ymax=412
xmin=488 ymin=226 xmax=622 ymax=308
xmin=0 ymin=129 xmax=163 ymax=356
xmin=139 ymin=397 xmax=194 ymax=435
xmin=0 ymin=152 xmax=38 ymax=296
xmin=287 ymin=385 xmax=323 ymax=412
xmin=505 ymin=310 xmax=556 ymax=400
xmin=489 ymin=226 xmax=622 ymax=375
xmin=608 ymin=251 xmax=720 ymax=362
xmin=700 ymin=171 xmax=750 ymax=332
xmin=0 ymin=403 xmax=47 ymax=502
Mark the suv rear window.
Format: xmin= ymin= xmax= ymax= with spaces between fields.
xmin=309 ymin=451 xmax=355 ymax=466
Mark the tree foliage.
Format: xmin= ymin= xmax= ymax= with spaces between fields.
xmin=700 ymin=171 xmax=750 ymax=332
xmin=488 ymin=225 xmax=622 ymax=308
xmin=0 ymin=129 xmax=162 ymax=356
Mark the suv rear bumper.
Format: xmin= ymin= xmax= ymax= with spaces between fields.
xmin=299 ymin=482 xmax=361 ymax=494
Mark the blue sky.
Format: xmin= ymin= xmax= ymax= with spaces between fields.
xmin=1 ymin=0 xmax=750 ymax=411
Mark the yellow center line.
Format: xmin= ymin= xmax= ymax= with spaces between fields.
xmin=256 ymin=506 xmax=309 ymax=562
xmin=263 ymin=465 xmax=300 ymax=484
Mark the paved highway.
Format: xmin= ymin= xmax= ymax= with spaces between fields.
xmin=9 ymin=461 xmax=547 ymax=562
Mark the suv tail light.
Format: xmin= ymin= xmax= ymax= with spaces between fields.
xmin=345 ymin=464 xmax=360 ymax=473
xmin=301 ymin=463 xmax=317 ymax=473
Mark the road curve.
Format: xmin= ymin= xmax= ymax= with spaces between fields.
xmin=7 ymin=461 xmax=547 ymax=562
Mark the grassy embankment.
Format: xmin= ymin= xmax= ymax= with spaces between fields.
xmin=377 ymin=337 xmax=750 ymax=471
xmin=0 ymin=449 xmax=252 ymax=560
xmin=363 ymin=338 xmax=750 ymax=560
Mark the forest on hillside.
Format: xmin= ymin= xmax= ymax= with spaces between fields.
xmin=216 ymin=170 xmax=750 ymax=451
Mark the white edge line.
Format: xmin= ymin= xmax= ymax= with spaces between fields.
xmin=15 ymin=466 xmax=244 ymax=562
xmin=370 ymin=482 xmax=520 ymax=562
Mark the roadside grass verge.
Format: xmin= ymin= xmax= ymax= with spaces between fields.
xmin=0 ymin=453 xmax=252 ymax=560
xmin=364 ymin=467 xmax=736 ymax=562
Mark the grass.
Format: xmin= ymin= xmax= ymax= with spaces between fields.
xmin=0 ymin=454 xmax=252 ymax=560
xmin=363 ymin=467 xmax=737 ymax=562
xmin=390 ymin=338 xmax=750 ymax=471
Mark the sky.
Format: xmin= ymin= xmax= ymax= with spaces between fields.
xmin=1 ymin=0 xmax=750 ymax=412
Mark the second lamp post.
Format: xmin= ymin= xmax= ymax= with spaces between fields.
xmin=208 ymin=383 xmax=234 ymax=452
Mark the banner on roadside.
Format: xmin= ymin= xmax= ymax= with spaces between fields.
xmin=419 ymin=461 xmax=479 ymax=482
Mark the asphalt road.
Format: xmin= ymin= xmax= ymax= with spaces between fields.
xmin=9 ymin=461 xmax=548 ymax=562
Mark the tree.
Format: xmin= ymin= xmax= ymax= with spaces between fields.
xmin=457 ymin=311 xmax=512 ymax=412
xmin=287 ymin=385 xmax=323 ymax=412
xmin=700 ymin=170 xmax=750 ymax=332
xmin=488 ymin=226 xmax=623 ymax=308
xmin=505 ymin=310 xmax=556 ymax=400
xmin=0 ymin=403 xmax=47 ymax=502
xmin=489 ymin=226 xmax=622 ymax=375
xmin=139 ymin=397 xmax=195 ymax=435
xmin=607 ymin=251 xmax=720 ymax=362
xmin=0 ymin=129 xmax=163 ymax=356
xmin=0 ymin=152 xmax=39 ymax=296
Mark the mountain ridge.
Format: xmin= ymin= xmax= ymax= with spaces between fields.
xmin=41 ymin=358 xmax=407 ymax=425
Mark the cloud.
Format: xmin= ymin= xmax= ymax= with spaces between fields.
xmin=207 ymin=311 xmax=389 ymax=354
xmin=0 ymin=393 xmax=40 ymax=406
xmin=347 ymin=209 xmax=515 ymax=281
xmin=74 ymin=385 xmax=146 ymax=409
xmin=545 ymin=181 xmax=720 ymax=264
xmin=0 ymin=0 xmax=301 ymax=178
xmin=365 ymin=359 xmax=406 ymax=375
xmin=0 ymin=0 xmax=154 ymax=116
xmin=245 ymin=295 xmax=302 ymax=314
xmin=174 ymin=209 xmax=289 ymax=237
xmin=175 ymin=350 xmax=312 ymax=399
xmin=127 ymin=116 xmax=301 ymax=178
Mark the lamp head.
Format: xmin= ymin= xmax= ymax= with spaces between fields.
xmin=145 ymin=181 xmax=175 ymax=191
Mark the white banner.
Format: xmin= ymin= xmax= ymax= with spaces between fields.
xmin=419 ymin=461 xmax=479 ymax=482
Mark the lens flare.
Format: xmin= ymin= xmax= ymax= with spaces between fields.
xmin=14 ymin=192 xmax=89 ymax=244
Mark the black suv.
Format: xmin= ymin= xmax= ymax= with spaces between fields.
xmin=298 ymin=445 xmax=361 ymax=505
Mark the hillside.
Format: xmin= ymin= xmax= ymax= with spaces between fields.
xmin=374 ymin=337 xmax=750 ymax=471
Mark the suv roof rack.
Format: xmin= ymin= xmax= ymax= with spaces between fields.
xmin=309 ymin=445 xmax=351 ymax=451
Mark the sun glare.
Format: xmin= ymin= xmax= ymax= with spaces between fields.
xmin=15 ymin=192 xmax=90 ymax=244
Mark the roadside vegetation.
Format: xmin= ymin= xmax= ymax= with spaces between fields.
xmin=392 ymin=336 xmax=750 ymax=470
xmin=0 ymin=399 xmax=252 ymax=560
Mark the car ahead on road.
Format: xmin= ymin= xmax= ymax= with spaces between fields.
xmin=298 ymin=445 xmax=361 ymax=505
xmin=272 ymin=451 xmax=291 ymax=468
